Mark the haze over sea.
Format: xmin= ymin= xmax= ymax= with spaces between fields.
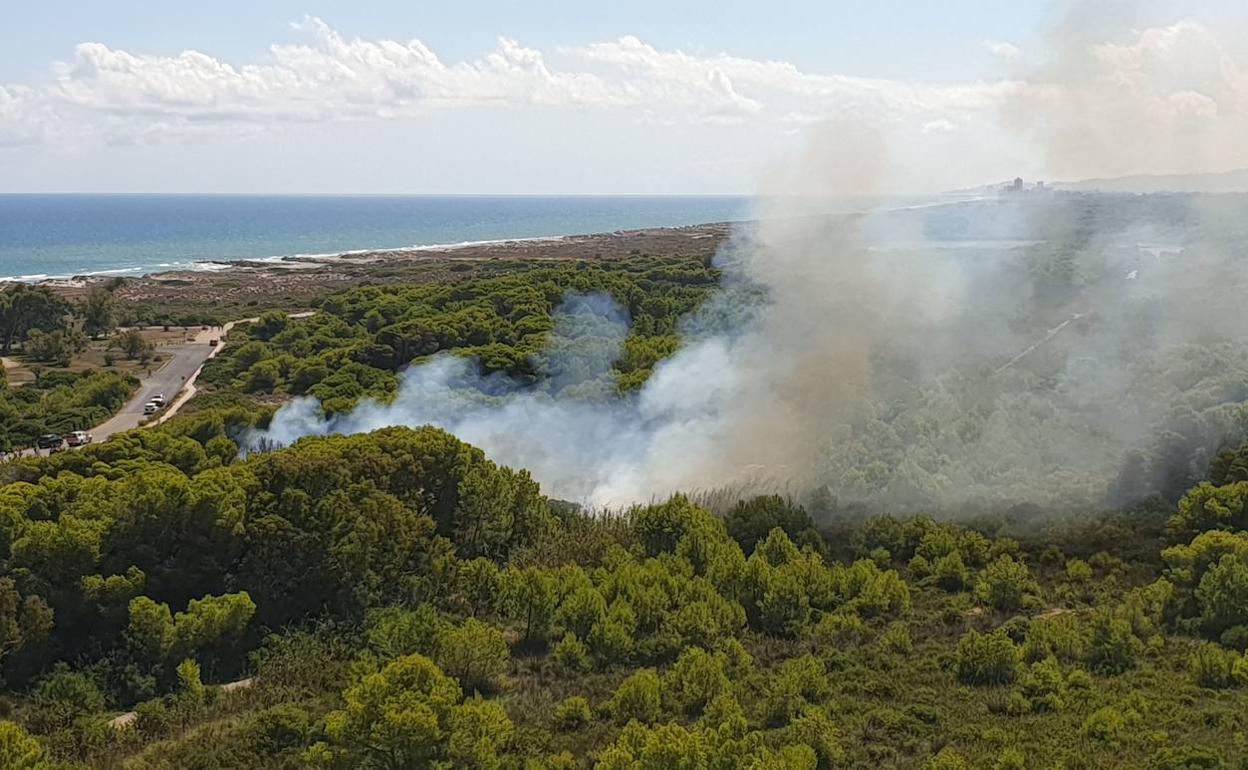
xmin=0 ymin=194 xmax=752 ymax=282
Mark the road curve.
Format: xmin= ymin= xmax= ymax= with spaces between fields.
xmin=12 ymin=311 xmax=315 ymax=458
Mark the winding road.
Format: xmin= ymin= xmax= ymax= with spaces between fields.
xmin=10 ymin=311 xmax=314 ymax=457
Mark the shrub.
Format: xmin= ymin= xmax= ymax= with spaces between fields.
xmin=955 ymin=630 xmax=1019 ymax=686
xmin=553 ymin=632 xmax=591 ymax=673
xmin=925 ymin=747 xmax=970 ymax=770
xmin=783 ymin=707 xmax=846 ymax=767
xmin=610 ymin=669 xmax=662 ymax=724
xmin=553 ymin=697 xmax=592 ymax=732
xmin=1088 ymin=610 xmax=1143 ymax=674
xmin=880 ymin=622 xmax=913 ymax=654
xmin=975 ymin=555 xmax=1037 ymax=612
xmin=1019 ymin=657 xmax=1066 ymax=712
xmin=245 ymin=704 xmax=311 ymax=757
xmin=1149 ymin=746 xmax=1227 ymax=770
xmin=435 ymin=618 xmax=510 ymax=694
xmin=663 ymin=647 xmax=729 ymax=716
xmin=725 ymin=495 xmax=817 ymax=554
xmin=994 ymin=747 xmax=1027 ymax=770
xmin=366 ymin=605 xmax=439 ymax=659
xmin=29 ymin=669 xmax=107 ymax=733
xmin=811 ymin=612 xmax=869 ymax=648
xmin=1082 ymin=706 xmax=1128 ymax=742
xmin=1066 ymin=559 xmax=1093 ymax=583
xmin=1189 ymin=642 xmax=1238 ymax=689
xmin=933 ymin=551 xmax=971 ymax=592
xmin=0 ymin=721 xmax=52 ymax=770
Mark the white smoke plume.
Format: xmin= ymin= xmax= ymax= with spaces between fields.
xmin=247 ymin=2 xmax=1248 ymax=512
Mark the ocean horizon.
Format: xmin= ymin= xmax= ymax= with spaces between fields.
xmin=0 ymin=194 xmax=754 ymax=282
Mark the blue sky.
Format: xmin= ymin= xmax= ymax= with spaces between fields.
xmin=1 ymin=1 xmax=1058 ymax=82
xmin=3 ymin=1 xmax=1247 ymax=193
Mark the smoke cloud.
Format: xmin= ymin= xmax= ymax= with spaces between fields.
xmin=246 ymin=2 xmax=1248 ymax=513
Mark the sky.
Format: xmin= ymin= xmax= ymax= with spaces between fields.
xmin=3 ymin=0 xmax=1248 ymax=194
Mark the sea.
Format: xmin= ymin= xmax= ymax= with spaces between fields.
xmin=0 ymin=194 xmax=754 ymax=282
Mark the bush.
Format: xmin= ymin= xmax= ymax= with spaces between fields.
xmin=880 ymin=622 xmax=913 ymax=654
xmin=811 ymin=612 xmax=869 ymax=648
xmin=553 ymin=696 xmax=592 ymax=732
xmin=29 ymin=669 xmax=107 ymax=733
xmin=662 ymin=647 xmax=729 ymax=716
xmin=366 ymin=605 xmax=439 ymax=659
xmin=975 ymin=555 xmax=1037 ymax=612
xmin=435 ymin=618 xmax=511 ymax=694
xmin=1019 ymin=657 xmax=1066 ymax=712
xmin=553 ymin=632 xmax=591 ymax=673
xmin=1088 ymin=610 xmax=1143 ymax=674
xmin=925 ymin=747 xmax=970 ymax=770
xmin=955 ymin=630 xmax=1019 ymax=686
xmin=1188 ymin=642 xmax=1238 ymax=689
xmin=1149 ymin=746 xmax=1227 ymax=770
xmin=0 ymin=721 xmax=53 ymax=770
xmin=725 ymin=495 xmax=817 ymax=554
xmin=245 ymin=704 xmax=311 ymax=757
xmin=609 ymin=669 xmax=662 ymax=724
xmin=1082 ymin=706 xmax=1128 ymax=742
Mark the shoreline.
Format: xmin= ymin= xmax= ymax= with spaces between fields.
xmin=19 ymin=222 xmax=736 ymax=319
xmin=2 ymin=222 xmax=739 ymax=288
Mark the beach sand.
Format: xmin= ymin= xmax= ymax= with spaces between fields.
xmin=44 ymin=223 xmax=734 ymax=318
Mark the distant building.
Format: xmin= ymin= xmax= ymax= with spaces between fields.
xmin=1010 ymin=177 xmax=1024 ymax=192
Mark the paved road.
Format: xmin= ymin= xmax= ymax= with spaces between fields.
xmin=7 ymin=312 xmax=315 ymax=460
xmin=92 ymin=327 xmax=225 ymax=441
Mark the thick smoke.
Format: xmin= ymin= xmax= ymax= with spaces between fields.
xmin=247 ymin=2 xmax=1248 ymax=512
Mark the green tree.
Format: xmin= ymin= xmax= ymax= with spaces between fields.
xmin=434 ymin=618 xmax=510 ymax=695
xmin=975 ymin=555 xmax=1037 ymax=612
xmin=1088 ymin=609 xmax=1143 ymax=674
xmin=552 ymin=632 xmax=590 ymax=673
xmin=501 ymin=566 xmax=558 ymax=646
xmin=1 ymin=284 xmax=70 ymax=353
xmin=81 ymin=288 xmax=118 ymax=339
xmin=127 ymin=595 xmax=175 ymax=664
xmin=0 ymin=578 xmax=54 ymax=669
xmin=610 ymin=668 xmax=663 ymax=724
xmin=322 ymin=654 xmax=463 ymax=769
xmin=663 ymin=647 xmax=729 ymax=716
xmin=0 ymin=720 xmax=53 ymax=770
xmin=365 ymin=605 xmax=439 ymax=660
xmin=955 ymin=630 xmax=1019 ymax=685
xmin=725 ymin=495 xmax=817 ymax=555
xmin=1195 ymin=554 xmax=1248 ymax=635
xmin=114 ymin=328 xmax=152 ymax=361
xmin=445 ymin=696 xmax=515 ymax=769
xmin=30 ymin=668 xmax=106 ymax=732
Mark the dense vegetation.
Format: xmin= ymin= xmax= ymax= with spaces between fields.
xmin=2 ymin=409 xmax=1248 ymax=767
xmin=5 ymin=199 xmax=1248 ymax=768
xmin=0 ymin=370 xmax=137 ymax=452
xmin=197 ymin=255 xmax=720 ymax=412
xmin=1 ymin=283 xmax=146 ymax=450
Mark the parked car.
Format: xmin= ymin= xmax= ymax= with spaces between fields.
xmin=143 ymin=402 xmax=159 ymax=415
xmin=35 ymin=434 xmax=64 ymax=450
xmin=150 ymin=393 xmax=165 ymax=406
xmin=209 ymin=338 xmax=220 ymax=347
xmin=65 ymin=430 xmax=93 ymax=447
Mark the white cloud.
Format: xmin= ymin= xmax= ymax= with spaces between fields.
xmin=984 ymin=40 xmax=1023 ymax=62
xmin=0 ymin=18 xmax=1001 ymax=148
xmin=2 ymin=17 xmax=1247 ymax=190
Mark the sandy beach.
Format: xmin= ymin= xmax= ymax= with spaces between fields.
xmin=40 ymin=222 xmax=735 ymax=319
